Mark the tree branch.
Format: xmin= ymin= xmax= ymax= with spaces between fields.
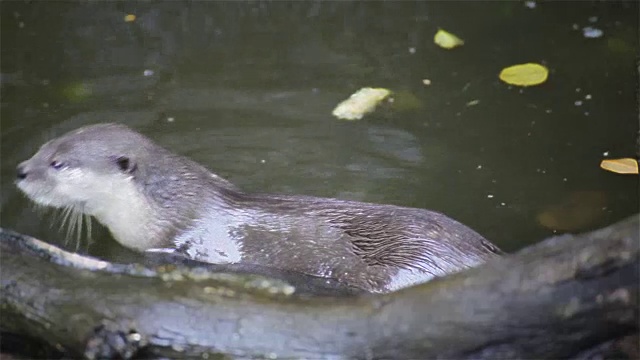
xmin=1 ymin=215 xmax=638 ymax=359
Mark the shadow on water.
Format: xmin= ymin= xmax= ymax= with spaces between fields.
xmin=1 ymin=1 xmax=638 ymax=263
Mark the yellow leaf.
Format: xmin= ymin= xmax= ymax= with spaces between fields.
xmin=434 ymin=29 xmax=464 ymax=49
xmin=332 ymin=88 xmax=391 ymax=120
xmin=124 ymin=14 xmax=136 ymax=22
xmin=600 ymin=158 xmax=639 ymax=174
xmin=499 ymin=63 xmax=549 ymax=86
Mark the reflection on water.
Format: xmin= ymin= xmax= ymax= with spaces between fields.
xmin=1 ymin=1 xmax=637 ymax=259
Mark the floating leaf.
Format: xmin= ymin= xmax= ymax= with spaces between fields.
xmin=124 ymin=14 xmax=136 ymax=22
xmin=332 ymin=87 xmax=391 ymax=120
xmin=434 ymin=29 xmax=464 ymax=49
xmin=600 ymin=158 xmax=639 ymax=174
xmin=499 ymin=63 xmax=549 ymax=86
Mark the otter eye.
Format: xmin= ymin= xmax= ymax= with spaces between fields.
xmin=50 ymin=160 xmax=65 ymax=170
xmin=114 ymin=156 xmax=136 ymax=174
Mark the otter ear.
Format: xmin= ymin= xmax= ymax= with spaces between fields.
xmin=112 ymin=156 xmax=137 ymax=174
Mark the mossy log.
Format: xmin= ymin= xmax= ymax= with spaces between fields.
xmin=1 ymin=215 xmax=638 ymax=359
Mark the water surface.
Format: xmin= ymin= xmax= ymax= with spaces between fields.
xmin=1 ymin=1 xmax=637 ymax=260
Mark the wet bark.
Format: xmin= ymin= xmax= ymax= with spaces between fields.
xmin=1 ymin=215 xmax=638 ymax=359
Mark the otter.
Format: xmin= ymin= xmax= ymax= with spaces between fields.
xmin=16 ymin=123 xmax=502 ymax=293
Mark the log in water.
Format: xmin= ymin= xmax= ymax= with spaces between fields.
xmin=1 ymin=215 xmax=638 ymax=359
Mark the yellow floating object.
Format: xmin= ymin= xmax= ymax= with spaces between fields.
xmin=332 ymin=87 xmax=391 ymax=120
xmin=499 ymin=63 xmax=549 ymax=86
xmin=600 ymin=158 xmax=639 ymax=174
xmin=434 ymin=29 xmax=464 ymax=49
xmin=124 ymin=14 xmax=136 ymax=22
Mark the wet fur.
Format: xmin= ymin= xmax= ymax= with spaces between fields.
xmin=16 ymin=123 xmax=502 ymax=293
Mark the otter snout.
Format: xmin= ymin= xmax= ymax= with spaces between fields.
xmin=16 ymin=162 xmax=29 ymax=180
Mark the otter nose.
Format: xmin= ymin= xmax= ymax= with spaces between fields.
xmin=16 ymin=163 xmax=28 ymax=180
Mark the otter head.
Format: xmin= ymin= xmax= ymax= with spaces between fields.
xmin=16 ymin=123 xmax=174 ymax=250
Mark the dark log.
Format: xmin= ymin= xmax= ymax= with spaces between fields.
xmin=1 ymin=215 xmax=638 ymax=359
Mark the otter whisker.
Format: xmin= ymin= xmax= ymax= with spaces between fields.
xmin=84 ymin=213 xmax=93 ymax=251
xmin=59 ymin=206 xmax=73 ymax=247
xmin=51 ymin=204 xmax=91 ymax=253
xmin=24 ymin=197 xmax=51 ymax=222
xmin=73 ymin=208 xmax=82 ymax=252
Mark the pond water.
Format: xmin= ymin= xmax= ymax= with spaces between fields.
xmin=1 ymin=1 xmax=638 ymax=262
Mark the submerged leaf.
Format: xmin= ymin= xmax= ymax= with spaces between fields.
xmin=388 ymin=90 xmax=423 ymax=111
xmin=332 ymin=87 xmax=392 ymax=120
xmin=607 ymin=38 xmax=635 ymax=54
xmin=63 ymin=83 xmax=92 ymax=101
xmin=600 ymin=158 xmax=639 ymax=174
xmin=434 ymin=29 xmax=464 ymax=49
xmin=537 ymin=191 xmax=608 ymax=232
xmin=499 ymin=63 xmax=549 ymax=86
